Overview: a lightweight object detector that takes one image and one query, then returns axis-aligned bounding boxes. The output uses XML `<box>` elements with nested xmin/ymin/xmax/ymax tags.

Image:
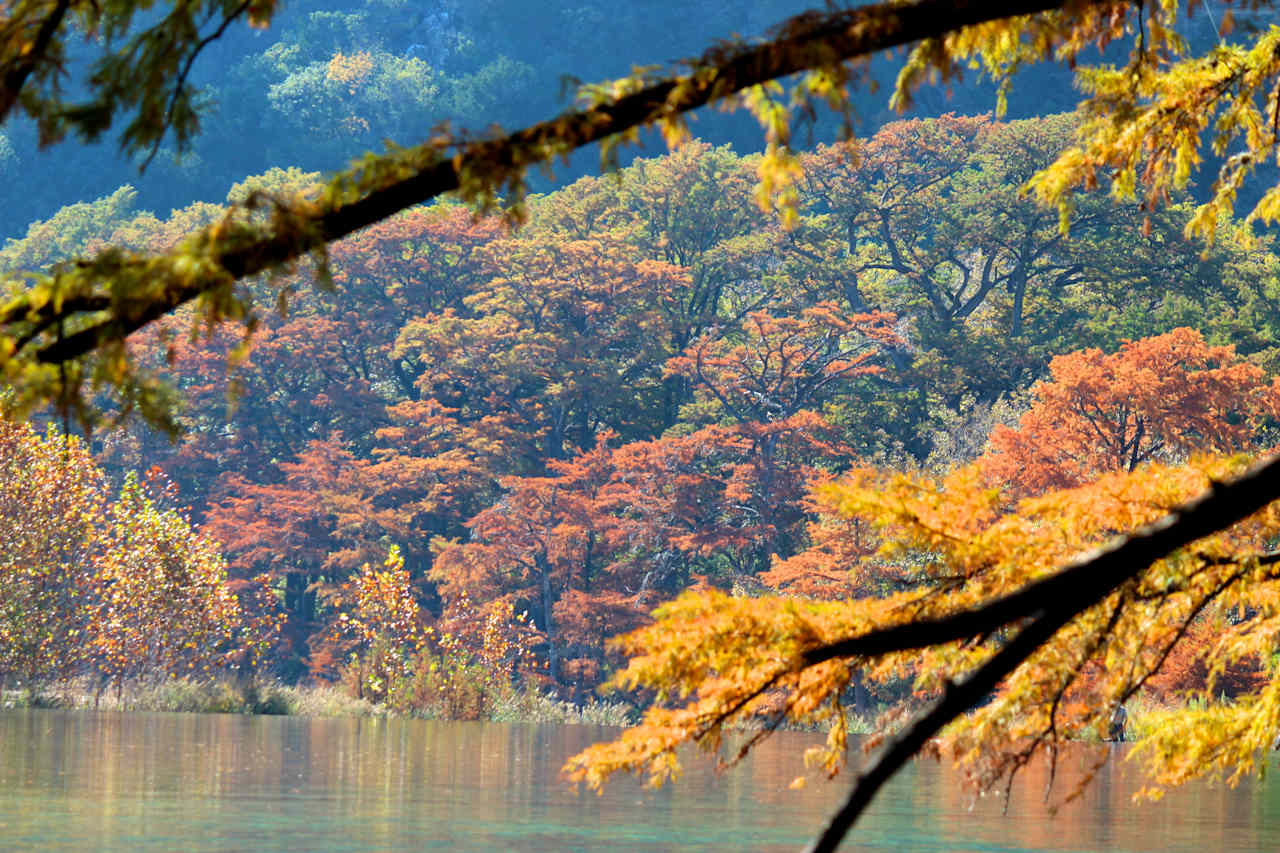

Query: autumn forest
<box><xmin>3</xmin><ymin>107</ymin><xmax>1275</xmax><ymax>717</ymax></box>
<box><xmin>10</xmin><ymin>0</ymin><xmax>1280</xmax><ymax>849</ymax></box>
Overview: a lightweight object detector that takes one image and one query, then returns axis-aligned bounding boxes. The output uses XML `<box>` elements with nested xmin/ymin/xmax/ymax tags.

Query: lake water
<box><xmin>0</xmin><ymin>709</ymin><xmax>1276</xmax><ymax>851</ymax></box>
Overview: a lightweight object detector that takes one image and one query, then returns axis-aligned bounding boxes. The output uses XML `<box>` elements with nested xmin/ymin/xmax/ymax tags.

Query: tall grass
<box><xmin>0</xmin><ymin>677</ymin><xmax>639</xmax><ymax>724</ymax></box>
<box><xmin>0</xmin><ymin>678</ymin><xmax>381</xmax><ymax>717</ymax></box>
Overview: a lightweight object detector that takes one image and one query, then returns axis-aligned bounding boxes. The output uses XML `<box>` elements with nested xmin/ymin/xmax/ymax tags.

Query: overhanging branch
<box><xmin>801</xmin><ymin>454</ymin><xmax>1280</xmax><ymax>666</ymax></box>
<box><xmin>21</xmin><ymin>0</ymin><xmax>1116</xmax><ymax>366</ymax></box>
<box><xmin>798</xmin><ymin>452</ymin><xmax>1280</xmax><ymax>852</ymax></box>
<box><xmin>0</xmin><ymin>0</ymin><xmax>72</xmax><ymax>122</ymax></box>
<box><xmin>805</xmin><ymin>605</ymin><xmax>1069</xmax><ymax>853</ymax></box>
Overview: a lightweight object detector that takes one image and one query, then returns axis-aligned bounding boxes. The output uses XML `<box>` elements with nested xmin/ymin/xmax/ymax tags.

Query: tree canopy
<box><xmin>1</xmin><ymin>0</ymin><xmax>1279</xmax><ymax>427</ymax></box>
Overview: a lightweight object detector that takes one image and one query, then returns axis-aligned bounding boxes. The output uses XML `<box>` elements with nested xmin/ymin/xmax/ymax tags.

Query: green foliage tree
<box><xmin>3</xmin><ymin>0</ymin><xmax>1273</xmax><ymax>427</ymax></box>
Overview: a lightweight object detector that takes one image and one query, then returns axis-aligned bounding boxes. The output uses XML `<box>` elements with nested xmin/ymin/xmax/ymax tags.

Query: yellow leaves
<box><xmin>572</xmin><ymin>440</ymin><xmax>1280</xmax><ymax>803</ymax></box>
<box><xmin>0</xmin><ymin>424</ymin><xmax>266</xmax><ymax>687</ymax></box>
<box><xmin>1247</xmin><ymin>183</ymin><xmax>1280</xmax><ymax>226</ymax></box>
<box><xmin>739</xmin><ymin>82</ymin><xmax>803</xmax><ymax>225</ymax></box>
<box><xmin>1027</xmin><ymin>23</ymin><xmax>1280</xmax><ymax>240</ymax></box>
<box><xmin>1129</xmin><ymin>677</ymin><xmax>1280</xmax><ymax>798</ymax></box>
<box><xmin>656</xmin><ymin>114</ymin><xmax>691</xmax><ymax>150</ymax></box>
<box><xmin>343</xmin><ymin>545</ymin><xmax>422</xmax><ymax>654</ymax></box>
<box><xmin>817</xmin><ymin>463</ymin><xmax>1004</xmax><ymax>583</ymax></box>
<box><xmin>325</xmin><ymin>51</ymin><xmax>374</xmax><ymax>94</ymax></box>
<box><xmin>754</xmin><ymin>143</ymin><xmax>803</xmax><ymax>227</ymax></box>
<box><xmin>565</xmin><ymin>725</ymin><xmax>687</xmax><ymax>792</ymax></box>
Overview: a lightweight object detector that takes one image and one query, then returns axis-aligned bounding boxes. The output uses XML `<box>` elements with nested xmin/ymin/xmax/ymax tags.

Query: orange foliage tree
<box><xmin>666</xmin><ymin>303</ymin><xmax>898</xmax><ymax>426</ymax></box>
<box><xmin>981</xmin><ymin>328</ymin><xmax>1280</xmax><ymax>496</ymax></box>
<box><xmin>201</xmin><ymin>438</ymin><xmax>382</xmax><ymax>675</ymax></box>
<box><xmin>396</xmin><ymin>235</ymin><xmax>687</xmax><ymax>460</ymax></box>
<box><xmin>430</xmin><ymin>436</ymin><xmax>622</xmax><ymax>685</ymax></box>
<box><xmin>757</xmin><ymin>478</ymin><xmax>880</xmax><ymax>600</ymax></box>
<box><xmin>433</xmin><ymin>412</ymin><xmax>858</xmax><ymax>692</ymax></box>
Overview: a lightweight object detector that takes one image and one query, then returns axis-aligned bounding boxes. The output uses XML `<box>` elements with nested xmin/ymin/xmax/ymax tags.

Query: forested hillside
<box><xmin>0</xmin><ymin>0</ymin><xmax>807</xmax><ymax>237</ymax></box>
<box><xmin>7</xmin><ymin>106</ymin><xmax>1277</xmax><ymax>698</ymax></box>
<box><xmin>0</xmin><ymin>0</ymin><xmax>1182</xmax><ymax>241</ymax></box>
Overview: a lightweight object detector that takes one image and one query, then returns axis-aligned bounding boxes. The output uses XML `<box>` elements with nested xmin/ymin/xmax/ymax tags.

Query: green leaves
<box><xmin>0</xmin><ymin>0</ymin><xmax>278</xmax><ymax>158</ymax></box>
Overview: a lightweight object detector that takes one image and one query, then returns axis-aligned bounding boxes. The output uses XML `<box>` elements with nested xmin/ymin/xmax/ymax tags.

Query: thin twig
<box><xmin>141</xmin><ymin>0</ymin><xmax>254</xmax><ymax>170</ymax></box>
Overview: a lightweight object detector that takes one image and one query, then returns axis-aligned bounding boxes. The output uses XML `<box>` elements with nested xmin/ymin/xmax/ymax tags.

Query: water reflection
<box><xmin>0</xmin><ymin>710</ymin><xmax>1274</xmax><ymax>851</ymax></box>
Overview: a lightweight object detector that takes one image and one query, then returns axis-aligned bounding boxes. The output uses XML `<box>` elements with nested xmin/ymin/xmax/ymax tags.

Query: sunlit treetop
<box><xmin>1</xmin><ymin>0</ymin><xmax>1279</xmax><ymax>428</ymax></box>
<box><xmin>980</xmin><ymin>327</ymin><xmax>1280</xmax><ymax>496</ymax></box>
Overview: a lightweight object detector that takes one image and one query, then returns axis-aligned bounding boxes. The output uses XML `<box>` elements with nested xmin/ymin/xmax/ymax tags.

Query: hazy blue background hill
<box><xmin>0</xmin><ymin>0</ymin><xmax>1101</xmax><ymax>242</ymax></box>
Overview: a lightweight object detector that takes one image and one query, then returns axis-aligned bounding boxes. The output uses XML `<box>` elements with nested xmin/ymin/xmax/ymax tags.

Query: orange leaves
<box><xmin>204</xmin><ymin>437</ymin><xmax>378</xmax><ymax>577</ymax></box>
<box><xmin>801</xmin><ymin>114</ymin><xmax>990</xmax><ymax>219</ymax></box>
<box><xmin>814</xmin><ymin>451</ymin><xmax>1280</xmax><ymax>794</ymax></box>
<box><xmin>570</xmin><ymin>435</ymin><xmax>1280</xmax><ymax>799</ymax></box>
<box><xmin>1142</xmin><ymin>615</ymin><xmax>1268</xmax><ymax>702</ymax></box>
<box><xmin>980</xmin><ymin>328</ymin><xmax>1280</xmax><ymax>497</ymax></box>
<box><xmin>565</xmin><ymin>588</ymin><xmax>874</xmax><ymax>790</ymax></box>
<box><xmin>759</xmin><ymin>479</ymin><xmax>878</xmax><ymax>599</ymax></box>
<box><xmin>398</xmin><ymin>232</ymin><xmax>688</xmax><ymax>458</ymax></box>
<box><xmin>666</xmin><ymin>302</ymin><xmax>899</xmax><ymax>425</ymax></box>
<box><xmin>430</xmin><ymin>411</ymin><xmax>851</xmax><ymax>690</ymax></box>
<box><xmin>328</xmin><ymin>204</ymin><xmax>505</xmax><ymax>318</ymax></box>
<box><xmin>826</xmin><ymin>453</ymin><xmax>1268</xmax><ymax>608</ymax></box>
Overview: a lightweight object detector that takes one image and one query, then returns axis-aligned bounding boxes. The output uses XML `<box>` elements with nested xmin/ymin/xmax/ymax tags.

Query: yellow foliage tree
<box><xmin>0</xmin><ymin>420</ymin><xmax>271</xmax><ymax>695</ymax></box>
<box><xmin>90</xmin><ymin>472</ymin><xmax>254</xmax><ymax>689</ymax></box>
<box><xmin>330</xmin><ymin>545</ymin><xmax>423</xmax><ymax>703</ymax></box>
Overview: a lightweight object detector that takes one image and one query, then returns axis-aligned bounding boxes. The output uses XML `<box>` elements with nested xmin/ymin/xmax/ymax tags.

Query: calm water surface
<box><xmin>0</xmin><ymin>709</ymin><xmax>1276</xmax><ymax>851</ymax></box>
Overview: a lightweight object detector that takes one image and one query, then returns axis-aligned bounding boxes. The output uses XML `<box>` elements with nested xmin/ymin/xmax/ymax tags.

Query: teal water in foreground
<box><xmin>0</xmin><ymin>709</ymin><xmax>1276</xmax><ymax>852</ymax></box>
